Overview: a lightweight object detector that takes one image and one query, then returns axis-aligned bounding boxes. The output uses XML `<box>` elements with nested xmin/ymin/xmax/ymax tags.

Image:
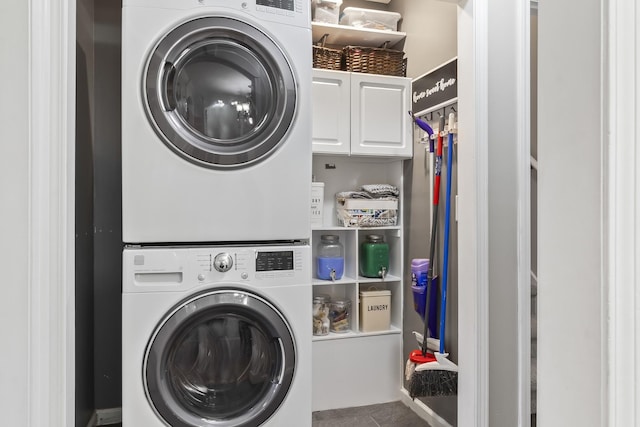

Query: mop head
<box><xmin>407</xmin><ymin>353</ymin><xmax>458</xmax><ymax>398</ymax></box>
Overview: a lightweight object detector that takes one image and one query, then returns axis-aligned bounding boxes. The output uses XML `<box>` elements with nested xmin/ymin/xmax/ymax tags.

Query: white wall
<box><xmin>538</xmin><ymin>0</ymin><xmax>604</xmax><ymax>424</ymax></box>
<box><xmin>0</xmin><ymin>0</ymin><xmax>30</xmax><ymax>422</ymax></box>
<box><xmin>389</xmin><ymin>0</ymin><xmax>457</xmax><ymax>78</ymax></box>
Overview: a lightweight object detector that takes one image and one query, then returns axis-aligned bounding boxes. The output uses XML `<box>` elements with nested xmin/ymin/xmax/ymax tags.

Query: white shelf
<box><xmin>312</xmin><ymin>325</ymin><xmax>401</xmax><ymax>342</ymax></box>
<box><xmin>313</xmin><ymin>276</ymin><xmax>357</xmax><ymax>286</ymax></box>
<box><xmin>358</xmin><ymin>274</ymin><xmax>401</xmax><ymax>284</ymax></box>
<box><xmin>312</xmin><ymin>22</ymin><xmax>406</xmax><ymax>49</ymax></box>
<box><xmin>312</xmin><ymin>225</ymin><xmax>402</xmax><ymax>231</ymax></box>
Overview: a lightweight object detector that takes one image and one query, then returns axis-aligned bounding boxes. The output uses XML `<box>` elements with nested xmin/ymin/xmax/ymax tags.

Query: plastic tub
<box><xmin>339</xmin><ymin>7</ymin><xmax>401</xmax><ymax>31</ymax></box>
<box><xmin>312</xmin><ymin>0</ymin><xmax>343</xmax><ymax>25</ymax></box>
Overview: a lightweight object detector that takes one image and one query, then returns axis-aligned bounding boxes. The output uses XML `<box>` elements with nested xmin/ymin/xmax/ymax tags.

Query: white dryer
<box><xmin>122</xmin><ymin>0</ymin><xmax>312</xmax><ymax>244</ymax></box>
<box><xmin>122</xmin><ymin>244</ymin><xmax>311</xmax><ymax>426</ymax></box>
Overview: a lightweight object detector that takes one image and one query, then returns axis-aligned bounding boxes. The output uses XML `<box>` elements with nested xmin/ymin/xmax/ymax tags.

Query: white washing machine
<box><xmin>122</xmin><ymin>0</ymin><xmax>312</xmax><ymax>244</ymax></box>
<box><xmin>122</xmin><ymin>244</ymin><xmax>311</xmax><ymax>426</ymax></box>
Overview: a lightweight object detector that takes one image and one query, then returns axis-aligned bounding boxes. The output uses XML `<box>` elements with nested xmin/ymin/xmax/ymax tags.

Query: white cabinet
<box><xmin>311</xmin><ymin>70</ymin><xmax>351</xmax><ymax>155</ymax></box>
<box><xmin>312</xmin><ymin>69</ymin><xmax>412</xmax><ymax>158</ymax></box>
<box><xmin>310</xmin><ymin>155</ymin><xmax>406</xmax><ymax>411</ymax></box>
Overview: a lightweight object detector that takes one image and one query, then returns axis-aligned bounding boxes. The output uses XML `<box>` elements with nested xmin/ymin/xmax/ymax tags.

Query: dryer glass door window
<box><xmin>145</xmin><ymin>290</ymin><xmax>296</xmax><ymax>427</ymax></box>
<box><xmin>145</xmin><ymin>17</ymin><xmax>297</xmax><ymax>169</ymax></box>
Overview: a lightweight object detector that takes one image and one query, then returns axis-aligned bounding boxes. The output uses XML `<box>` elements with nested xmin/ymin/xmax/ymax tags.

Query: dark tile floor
<box><xmin>312</xmin><ymin>401</ymin><xmax>432</xmax><ymax>427</ymax></box>
<box><xmin>110</xmin><ymin>402</ymin><xmax>430</xmax><ymax>427</ymax></box>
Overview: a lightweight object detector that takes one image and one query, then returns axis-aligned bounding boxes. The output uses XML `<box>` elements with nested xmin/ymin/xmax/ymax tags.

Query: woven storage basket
<box><xmin>343</xmin><ymin>45</ymin><xmax>405</xmax><ymax>76</ymax></box>
<box><xmin>312</xmin><ymin>34</ymin><xmax>343</xmax><ymax>70</ymax></box>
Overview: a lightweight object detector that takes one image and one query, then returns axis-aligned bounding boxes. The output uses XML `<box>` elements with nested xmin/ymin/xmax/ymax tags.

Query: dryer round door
<box><xmin>144</xmin><ymin>289</ymin><xmax>296</xmax><ymax>427</ymax></box>
<box><xmin>144</xmin><ymin>17</ymin><xmax>297</xmax><ymax>169</ymax></box>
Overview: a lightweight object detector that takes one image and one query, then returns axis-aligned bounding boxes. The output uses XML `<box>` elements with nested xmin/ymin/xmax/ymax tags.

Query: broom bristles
<box><xmin>408</xmin><ymin>369</ymin><xmax>458</xmax><ymax>398</ymax></box>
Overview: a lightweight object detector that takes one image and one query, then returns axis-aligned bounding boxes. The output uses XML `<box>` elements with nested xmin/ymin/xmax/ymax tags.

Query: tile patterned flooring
<box><xmin>312</xmin><ymin>401</ymin><xmax>431</xmax><ymax>427</ymax></box>
<box><xmin>110</xmin><ymin>401</ymin><xmax>430</xmax><ymax>427</ymax></box>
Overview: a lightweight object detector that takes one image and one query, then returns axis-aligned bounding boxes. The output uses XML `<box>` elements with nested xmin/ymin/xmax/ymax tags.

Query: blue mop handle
<box><xmin>408</xmin><ymin>111</ymin><xmax>435</xmax><ymax>152</ymax></box>
<box><xmin>439</xmin><ymin>113</ymin><xmax>455</xmax><ymax>354</ymax></box>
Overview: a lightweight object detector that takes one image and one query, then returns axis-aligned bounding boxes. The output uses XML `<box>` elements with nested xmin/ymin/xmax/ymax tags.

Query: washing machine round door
<box><xmin>145</xmin><ymin>17</ymin><xmax>296</xmax><ymax>169</ymax></box>
<box><xmin>144</xmin><ymin>289</ymin><xmax>296</xmax><ymax>427</ymax></box>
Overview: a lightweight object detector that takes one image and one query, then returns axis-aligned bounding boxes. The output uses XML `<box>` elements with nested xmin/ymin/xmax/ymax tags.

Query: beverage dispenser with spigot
<box><xmin>316</xmin><ymin>234</ymin><xmax>344</xmax><ymax>281</ymax></box>
<box><xmin>360</xmin><ymin>234</ymin><xmax>390</xmax><ymax>279</ymax></box>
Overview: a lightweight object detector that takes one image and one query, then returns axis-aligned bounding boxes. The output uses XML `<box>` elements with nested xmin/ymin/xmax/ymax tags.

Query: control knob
<box><xmin>213</xmin><ymin>253</ymin><xmax>233</xmax><ymax>272</ymax></box>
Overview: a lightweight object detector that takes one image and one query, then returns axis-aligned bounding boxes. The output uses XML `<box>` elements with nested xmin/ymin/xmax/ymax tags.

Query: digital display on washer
<box><xmin>256</xmin><ymin>251</ymin><xmax>294</xmax><ymax>271</ymax></box>
<box><xmin>256</xmin><ymin>0</ymin><xmax>294</xmax><ymax>11</ymax></box>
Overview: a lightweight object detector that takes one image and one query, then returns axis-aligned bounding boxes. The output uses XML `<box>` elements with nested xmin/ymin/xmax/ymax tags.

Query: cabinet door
<box><xmin>311</xmin><ymin>69</ymin><xmax>351</xmax><ymax>155</ymax></box>
<box><xmin>350</xmin><ymin>74</ymin><xmax>412</xmax><ymax>157</ymax></box>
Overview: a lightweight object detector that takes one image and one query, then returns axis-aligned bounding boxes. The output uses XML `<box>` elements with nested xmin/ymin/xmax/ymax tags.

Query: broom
<box><xmin>407</xmin><ymin>112</ymin><xmax>458</xmax><ymax>398</ymax></box>
<box><xmin>404</xmin><ymin>114</ymin><xmax>442</xmax><ymax>384</ymax></box>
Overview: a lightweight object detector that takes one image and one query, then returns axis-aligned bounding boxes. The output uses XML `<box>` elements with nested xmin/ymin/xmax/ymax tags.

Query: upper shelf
<box><xmin>311</xmin><ymin>22</ymin><xmax>406</xmax><ymax>50</ymax></box>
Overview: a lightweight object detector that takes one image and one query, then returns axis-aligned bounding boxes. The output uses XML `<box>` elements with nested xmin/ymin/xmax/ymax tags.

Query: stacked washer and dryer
<box><xmin>121</xmin><ymin>1</ymin><xmax>312</xmax><ymax>425</ymax></box>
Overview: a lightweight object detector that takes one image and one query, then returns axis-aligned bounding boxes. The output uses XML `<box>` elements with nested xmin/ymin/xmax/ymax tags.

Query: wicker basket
<box><xmin>312</xmin><ymin>34</ymin><xmax>343</xmax><ymax>71</ymax></box>
<box><xmin>343</xmin><ymin>45</ymin><xmax>405</xmax><ymax>77</ymax></box>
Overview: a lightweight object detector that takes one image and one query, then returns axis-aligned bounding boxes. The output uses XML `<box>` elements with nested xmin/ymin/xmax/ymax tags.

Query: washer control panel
<box><xmin>193</xmin><ymin>246</ymin><xmax>307</xmax><ymax>284</ymax></box>
<box><xmin>124</xmin><ymin>245</ymin><xmax>310</xmax><ymax>292</ymax></box>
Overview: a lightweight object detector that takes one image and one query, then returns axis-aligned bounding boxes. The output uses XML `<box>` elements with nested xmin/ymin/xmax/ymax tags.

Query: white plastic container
<box><xmin>311</xmin><ymin>182</ymin><xmax>325</xmax><ymax>227</ymax></box>
<box><xmin>339</xmin><ymin>7</ymin><xmax>401</xmax><ymax>31</ymax></box>
<box><xmin>359</xmin><ymin>288</ymin><xmax>391</xmax><ymax>332</ymax></box>
<box><xmin>312</xmin><ymin>0</ymin><xmax>343</xmax><ymax>25</ymax></box>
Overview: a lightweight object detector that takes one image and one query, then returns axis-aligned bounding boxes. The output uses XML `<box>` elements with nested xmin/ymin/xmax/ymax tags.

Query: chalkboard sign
<box><xmin>412</xmin><ymin>58</ymin><xmax>457</xmax><ymax>114</ymax></box>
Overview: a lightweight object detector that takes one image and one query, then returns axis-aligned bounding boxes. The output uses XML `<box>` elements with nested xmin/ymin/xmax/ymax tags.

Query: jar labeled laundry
<box><xmin>329</xmin><ymin>299</ymin><xmax>351</xmax><ymax>333</ymax></box>
<box><xmin>312</xmin><ymin>295</ymin><xmax>330</xmax><ymax>336</ymax></box>
<box><xmin>360</xmin><ymin>234</ymin><xmax>390</xmax><ymax>278</ymax></box>
<box><xmin>316</xmin><ymin>234</ymin><xmax>344</xmax><ymax>281</ymax></box>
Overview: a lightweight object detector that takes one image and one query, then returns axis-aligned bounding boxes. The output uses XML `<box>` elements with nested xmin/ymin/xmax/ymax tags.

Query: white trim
<box><xmin>473</xmin><ymin>1</ymin><xmax>490</xmax><ymax>423</ymax></box>
<box><xmin>516</xmin><ymin>0</ymin><xmax>532</xmax><ymax>425</ymax></box>
<box><xmin>28</xmin><ymin>0</ymin><xmax>75</xmax><ymax>425</ymax></box>
<box><xmin>456</xmin><ymin>0</ymin><xmax>489</xmax><ymax>425</ymax></box>
<box><xmin>607</xmin><ymin>0</ymin><xmax>639</xmax><ymax>425</ymax></box>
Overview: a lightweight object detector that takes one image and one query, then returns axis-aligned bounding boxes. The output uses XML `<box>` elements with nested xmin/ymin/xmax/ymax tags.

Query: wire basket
<box><xmin>343</xmin><ymin>44</ymin><xmax>405</xmax><ymax>76</ymax></box>
<box><xmin>312</xmin><ymin>34</ymin><xmax>344</xmax><ymax>71</ymax></box>
<box><xmin>336</xmin><ymin>207</ymin><xmax>398</xmax><ymax>227</ymax></box>
<box><xmin>336</xmin><ymin>198</ymin><xmax>398</xmax><ymax>228</ymax></box>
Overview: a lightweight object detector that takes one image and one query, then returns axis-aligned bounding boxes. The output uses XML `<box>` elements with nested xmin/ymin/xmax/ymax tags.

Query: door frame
<box><xmin>606</xmin><ymin>0</ymin><xmax>640</xmax><ymax>424</ymax></box>
<box><xmin>457</xmin><ymin>0</ymin><xmax>531</xmax><ymax>425</ymax></box>
<box><xmin>28</xmin><ymin>0</ymin><xmax>75</xmax><ymax>424</ymax></box>
<box><xmin>29</xmin><ymin>0</ymin><xmax>640</xmax><ymax>425</ymax></box>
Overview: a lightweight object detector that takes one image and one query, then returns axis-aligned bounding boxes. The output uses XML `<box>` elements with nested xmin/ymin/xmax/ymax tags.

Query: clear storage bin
<box><xmin>339</xmin><ymin>7</ymin><xmax>401</xmax><ymax>31</ymax></box>
<box><xmin>312</xmin><ymin>0</ymin><xmax>343</xmax><ymax>25</ymax></box>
